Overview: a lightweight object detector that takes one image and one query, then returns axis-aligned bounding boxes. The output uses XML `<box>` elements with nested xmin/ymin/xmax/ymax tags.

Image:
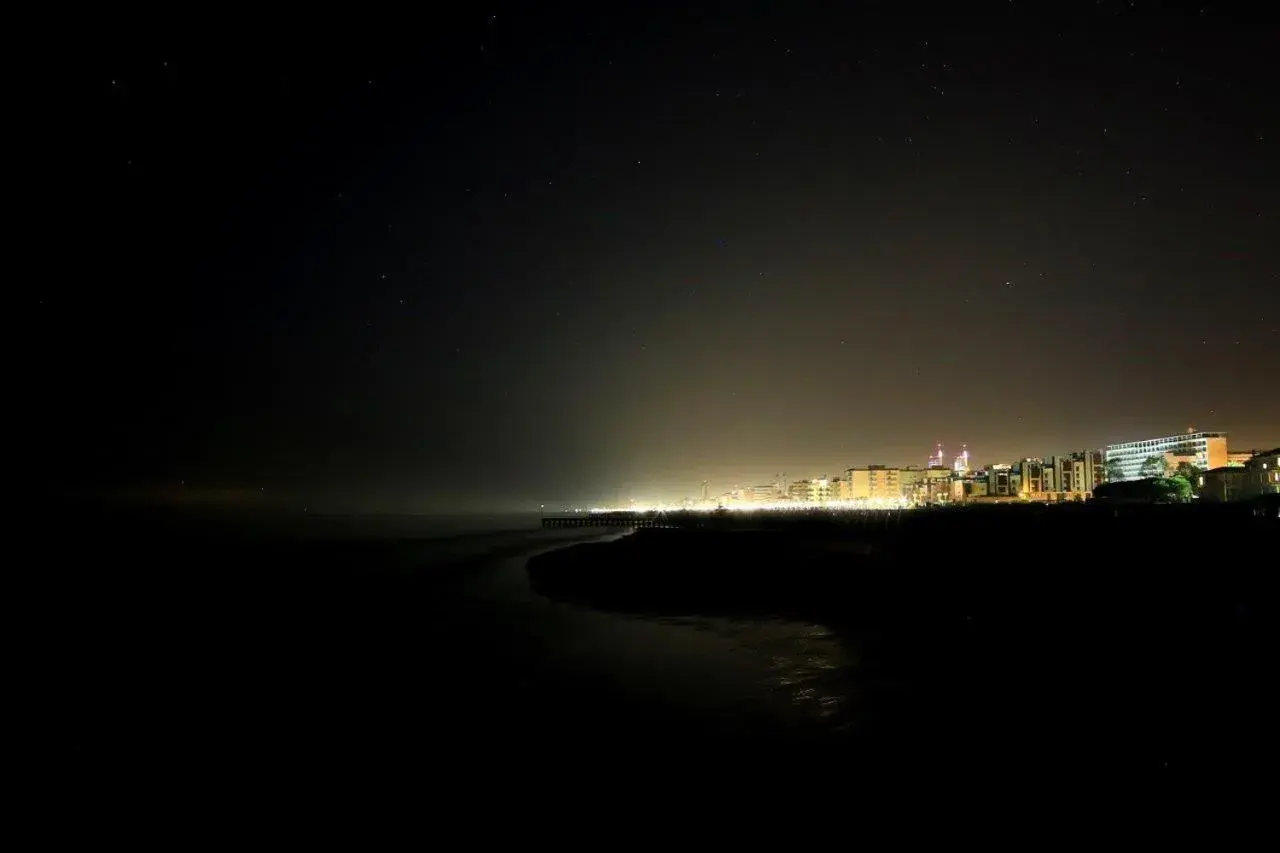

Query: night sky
<box><xmin>45</xmin><ymin>4</ymin><xmax>1277</xmax><ymax>512</ymax></box>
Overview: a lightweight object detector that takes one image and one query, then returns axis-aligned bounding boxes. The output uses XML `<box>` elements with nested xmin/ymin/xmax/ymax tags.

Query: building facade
<box><xmin>1251</xmin><ymin>450</ymin><xmax>1280</xmax><ymax>497</ymax></box>
<box><xmin>1201</xmin><ymin>468</ymin><xmax>1250</xmax><ymax>502</ymax></box>
<box><xmin>830</xmin><ymin>476</ymin><xmax>851</xmax><ymax>501</ymax></box>
<box><xmin>742</xmin><ymin>483</ymin><xmax>782</xmax><ymax>502</ymax></box>
<box><xmin>919</xmin><ymin>467</ymin><xmax>953</xmax><ymax>503</ymax></box>
<box><xmin>787</xmin><ymin>477</ymin><xmax>831</xmax><ymax>503</ymax></box>
<box><xmin>987</xmin><ymin>464</ymin><xmax>1014</xmax><ymax>497</ymax></box>
<box><xmin>1105</xmin><ymin>430</ymin><xmax>1228</xmax><ymax>481</ymax></box>
<box><xmin>899</xmin><ymin>467</ymin><xmax>925</xmax><ymax>502</ymax></box>
<box><xmin>845</xmin><ymin>465</ymin><xmax>902</xmax><ymax>501</ymax></box>
<box><xmin>1202</xmin><ymin>448</ymin><xmax>1280</xmax><ymax>501</ymax></box>
<box><xmin>1052</xmin><ymin>450</ymin><xmax>1105</xmax><ymax>496</ymax></box>
<box><xmin>1013</xmin><ymin>458</ymin><xmax>1055</xmax><ymax>498</ymax></box>
<box><xmin>1227</xmin><ymin>450</ymin><xmax>1258</xmax><ymax>466</ymax></box>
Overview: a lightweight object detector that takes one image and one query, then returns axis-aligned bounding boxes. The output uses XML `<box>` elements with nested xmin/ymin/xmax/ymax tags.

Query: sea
<box><xmin>239</xmin><ymin>510</ymin><xmax>859</xmax><ymax>740</ymax></box>
<box><xmin>48</xmin><ymin>507</ymin><xmax>858</xmax><ymax>786</ymax></box>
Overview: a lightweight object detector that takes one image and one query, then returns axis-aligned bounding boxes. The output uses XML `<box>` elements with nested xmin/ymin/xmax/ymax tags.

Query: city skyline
<box><xmin>578</xmin><ymin>428</ymin><xmax>1272</xmax><ymax>509</ymax></box>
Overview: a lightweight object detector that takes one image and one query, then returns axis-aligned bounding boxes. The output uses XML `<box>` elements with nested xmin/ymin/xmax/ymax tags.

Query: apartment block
<box><xmin>845</xmin><ymin>465</ymin><xmax>902</xmax><ymax>500</ymax></box>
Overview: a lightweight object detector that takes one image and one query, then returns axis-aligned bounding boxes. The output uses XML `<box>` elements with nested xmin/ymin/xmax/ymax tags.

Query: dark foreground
<box><xmin>41</xmin><ymin>501</ymin><xmax>1272</xmax><ymax>800</ymax></box>
<box><xmin>528</xmin><ymin>502</ymin><xmax>1273</xmax><ymax>781</ymax></box>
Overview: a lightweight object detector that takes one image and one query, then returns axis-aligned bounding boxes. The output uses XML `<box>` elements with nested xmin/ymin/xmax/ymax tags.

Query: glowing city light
<box><xmin>589</xmin><ymin>497</ymin><xmax>910</xmax><ymax>514</ymax></box>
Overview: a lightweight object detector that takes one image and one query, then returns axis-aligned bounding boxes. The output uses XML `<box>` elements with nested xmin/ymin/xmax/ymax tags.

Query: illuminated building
<box><xmin>845</xmin><ymin>465</ymin><xmax>902</xmax><ymax>500</ymax></box>
<box><xmin>1105</xmin><ymin>428</ymin><xmax>1228</xmax><ymax>481</ymax></box>
<box><xmin>1227</xmin><ymin>450</ymin><xmax>1258</xmax><ymax>466</ymax></box>
<box><xmin>1052</xmin><ymin>450</ymin><xmax>1105</xmax><ymax>496</ymax></box>
<box><xmin>1251</xmin><ymin>449</ymin><xmax>1280</xmax><ymax>496</ymax></box>
<box><xmin>986</xmin><ymin>464</ymin><xmax>1014</xmax><ymax>497</ymax></box>
<box><xmin>742</xmin><ymin>483</ymin><xmax>783</xmax><ymax>502</ymax></box>
<box><xmin>952</xmin><ymin>444</ymin><xmax>970</xmax><ymax>474</ymax></box>
<box><xmin>1007</xmin><ymin>451</ymin><xmax>1105</xmax><ymax>501</ymax></box>
<box><xmin>899</xmin><ymin>467</ymin><xmax>924</xmax><ymax>501</ymax></box>
<box><xmin>830</xmin><ymin>475</ymin><xmax>850</xmax><ymax>501</ymax></box>
<box><xmin>952</xmin><ymin>474</ymin><xmax>989</xmax><ymax>501</ymax></box>
<box><xmin>898</xmin><ymin>465</ymin><xmax>952</xmax><ymax>504</ymax></box>
<box><xmin>920</xmin><ymin>467</ymin><xmax>953</xmax><ymax>503</ymax></box>
<box><xmin>1162</xmin><ymin>448</ymin><xmax>1252</xmax><ymax>474</ymax></box>
<box><xmin>839</xmin><ymin>446</ymin><xmax>964</xmax><ymax>504</ymax></box>
<box><xmin>927</xmin><ymin>443</ymin><xmax>946</xmax><ymax>470</ymax></box>
<box><xmin>950</xmin><ymin>450</ymin><xmax>1102</xmax><ymax>503</ymax></box>
<box><xmin>1014</xmin><ymin>458</ymin><xmax>1056</xmax><ymax>499</ymax></box>
<box><xmin>787</xmin><ymin>477</ymin><xmax>831</xmax><ymax>503</ymax></box>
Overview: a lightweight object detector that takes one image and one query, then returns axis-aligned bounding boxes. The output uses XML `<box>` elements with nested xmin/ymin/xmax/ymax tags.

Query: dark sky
<box><xmin>43</xmin><ymin>3</ymin><xmax>1278</xmax><ymax>511</ymax></box>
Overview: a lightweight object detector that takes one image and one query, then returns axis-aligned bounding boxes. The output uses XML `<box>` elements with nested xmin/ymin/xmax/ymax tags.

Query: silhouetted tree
<box><xmin>1105</xmin><ymin>457</ymin><xmax>1125</xmax><ymax>482</ymax></box>
<box><xmin>1164</xmin><ymin>475</ymin><xmax>1193</xmax><ymax>502</ymax></box>
<box><xmin>1094</xmin><ymin>477</ymin><xmax>1188</xmax><ymax>503</ymax></box>
<box><xmin>1140</xmin><ymin>455</ymin><xmax>1169</xmax><ymax>478</ymax></box>
<box><xmin>1173</xmin><ymin>461</ymin><xmax>1204</xmax><ymax>495</ymax></box>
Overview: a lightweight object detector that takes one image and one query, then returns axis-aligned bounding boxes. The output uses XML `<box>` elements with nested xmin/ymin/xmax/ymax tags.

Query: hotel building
<box><xmin>1105</xmin><ymin>430</ymin><xmax>1228</xmax><ymax>481</ymax></box>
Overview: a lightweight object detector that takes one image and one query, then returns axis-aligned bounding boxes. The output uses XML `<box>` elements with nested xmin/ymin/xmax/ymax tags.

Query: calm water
<box><xmin>54</xmin><ymin>512</ymin><xmax>858</xmax><ymax>772</ymax></box>
<box><xmin>118</xmin><ymin>508</ymin><xmax>548</xmax><ymax>541</ymax></box>
<box><xmin>449</xmin><ymin>535</ymin><xmax>858</xmax><ymax>739</ymax></box>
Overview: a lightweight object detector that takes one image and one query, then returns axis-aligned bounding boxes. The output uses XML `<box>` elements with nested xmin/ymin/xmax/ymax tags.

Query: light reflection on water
<box><xmin>474</xmin><ymin>543</ymin><xmax>863</xmax><ymax>738</ymax></box>
<box><xmin>645</xmin><ymin>615</ymin><xmax>858</xmax><ymax>732</ymax></box>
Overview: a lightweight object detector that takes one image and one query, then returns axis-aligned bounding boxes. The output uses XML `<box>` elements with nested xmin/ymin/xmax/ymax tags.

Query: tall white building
<box><xmin>1105</xmin><ymin>430</ymin><xmax>1228</xmax><ymax>481</ymax></box>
